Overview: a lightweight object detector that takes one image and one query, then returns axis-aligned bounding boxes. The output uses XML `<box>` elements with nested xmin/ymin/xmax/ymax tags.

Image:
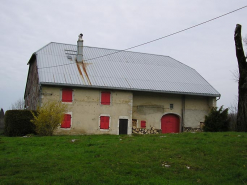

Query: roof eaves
<box><xmin>40</xmin><ymin>82</ymin><xmax>221</xmax><ymax>97</ymax></box>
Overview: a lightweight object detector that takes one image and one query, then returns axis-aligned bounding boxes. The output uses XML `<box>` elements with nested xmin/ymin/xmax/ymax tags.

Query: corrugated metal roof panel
<box><xmin>35</xmin><ymin>42</ymin><xmax>220</xmax><ymax>97</ymax></box>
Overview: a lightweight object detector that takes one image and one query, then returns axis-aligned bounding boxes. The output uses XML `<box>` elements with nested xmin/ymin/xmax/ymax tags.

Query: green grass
<box><xmin>0</xmin><ymin>132</ymin><xmax>247</xmax><ymax>185</ymax></box>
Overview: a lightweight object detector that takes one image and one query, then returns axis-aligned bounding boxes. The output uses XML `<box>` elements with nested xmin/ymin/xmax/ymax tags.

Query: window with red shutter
<box><xmin>141</xmin><ymin>120</ymin><xmax>146</xmax><ymax>128</ymax></box>
<box><xmin>62</xmin><ymin>89</ymin><xmax>73</xmax><ymax>102</ymax></box>
<box><xmin>101</xmin><ymin>92</ymin><xmax>111</xmax><ymax>105</ymax></box>
<box><xmin>100</xmin><ymin>116</ymin><xmax>109</xmax><ymax>129</ymax></box>
<box><xmin>61</xmin><ymin>114</ymin><xmax>71</xmax><ymax>128</ymax></box>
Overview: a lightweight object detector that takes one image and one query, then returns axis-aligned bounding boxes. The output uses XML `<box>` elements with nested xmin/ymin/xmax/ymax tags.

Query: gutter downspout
<box><xmin>38</xmin><ymin>85</ymin><xmax>42</xmax><ymax>110</ymax></box>
<box><xmin>216</xmin><ymin>95</ymin><xmax>221</xmax><ymax>101</ymax></box>
<box><xmin>181</xmin><ymin>95</ymin><xmax>185</xmax><ymax>132</ymax></box>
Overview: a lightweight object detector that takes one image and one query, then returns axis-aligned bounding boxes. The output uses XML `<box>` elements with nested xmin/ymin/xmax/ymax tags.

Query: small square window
<box><xmin>141</xmin><ymin>120</ymin><xmax>146</xmax><ymax>128</ymax></box>
<box><xmin>100</xmin><ymin>116</ymin><xmax>110</xmax><ymax>129</ymax></box>
<box><xmin>170</xmin><ymin>104</ymin><xmax>173</xmax><ymax>110</ymax></box>
<box><xmin>101</xmin><ymin>92</ymin><xmax>111</xmax><ymax>105</ymax></box>
<box><xmin>62</xmin><ymin>89</ymin><xmax>73</xmax><ymax>102</ymax></box>
<box><xmin>61</xmin><ymin>114</ymin><xmax>71</xmax><ymax>128</ymax></box>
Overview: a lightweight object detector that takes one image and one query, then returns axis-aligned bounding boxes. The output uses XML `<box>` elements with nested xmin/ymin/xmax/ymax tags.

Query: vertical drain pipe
<box><xmin>38</xmin><ymin>85</ymin><xmax>42</xmax><ymax>110</ymax></box>
<box><xmin>181</xmin><ymin>95</ymin><xmax>185</xmax><ymax>132</ymax></box>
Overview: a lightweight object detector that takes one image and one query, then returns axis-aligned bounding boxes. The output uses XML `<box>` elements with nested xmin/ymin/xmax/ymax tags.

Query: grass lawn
<box><xmin>0</xmin><ymin>132</ymin><xmax>247</xmax><ymax>185</ymax></box>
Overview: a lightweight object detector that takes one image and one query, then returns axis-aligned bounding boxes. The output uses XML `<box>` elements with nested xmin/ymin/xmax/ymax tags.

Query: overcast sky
<box><xmin>0</xmin><ymin>0</ymin><xmax>246</xmax><ymax>112</ymax></box>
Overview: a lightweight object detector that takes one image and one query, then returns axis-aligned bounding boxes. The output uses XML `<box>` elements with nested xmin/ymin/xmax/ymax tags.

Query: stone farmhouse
<box><xmin>24</xmin><ymin>34</ymin><xmax>220</xmax><ymax>135</ymax></box>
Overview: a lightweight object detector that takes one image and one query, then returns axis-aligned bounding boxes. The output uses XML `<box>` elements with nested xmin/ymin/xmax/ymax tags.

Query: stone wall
<box><xmin>41</xmin><ymin>86</ymin><xmax>133</xmax><ymax>135</ymax></box>
<box><xmin>183</xmin><ymin>127</ymin><xmax>202</xmax><ymax>132</ymax></box>
<box><xmin>133</xmin><ymin>126</ymin><xmax>203</xmax><ymax>134</ymax></box>
<box><xmin>132</xmin><ymin>126</ymin><xmax>162</xmax><ymax>134</ymax></box>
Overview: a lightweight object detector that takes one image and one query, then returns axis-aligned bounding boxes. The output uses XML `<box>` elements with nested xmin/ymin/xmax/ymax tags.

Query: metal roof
<box><xmin>34</xmin><ymin>42</ymin><xmax>220</xmax><ymax>97</ymax></box>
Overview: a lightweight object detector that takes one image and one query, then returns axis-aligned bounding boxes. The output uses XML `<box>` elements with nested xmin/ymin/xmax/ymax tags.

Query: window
<box><xmin>62</xmin><ymin>89</ymin><xmax>73</xmax><ymax>102</ymax></box>
<box><xmin>61</xmin><ymin>114</ymin><xmax>71</xmax><ymax>128</ymax></box>
<box><xmin>141</xmin><ymin>120</ymin><xmax>146</xmax><ymax>128</ymax></box>
<box><xmin>170</xmin><ymin>104</ymin><xmax>173</xmax><ymax>110</ymax></box>
<box><xmin>101</xmin><ymin>92</ymin><xmax>111</xmax><ymax>105</ymax></box>
<box><xmin>100</xmin><ymin>116</ymin><xmax>110</xmax><ymax>129</ymax></box>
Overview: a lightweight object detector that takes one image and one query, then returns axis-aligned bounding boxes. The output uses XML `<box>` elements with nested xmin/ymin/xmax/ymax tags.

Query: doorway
<box><xmin>119</xmin><ymin>119</ymin><xmax>128</xmax><ymax>134</ymax></box>
<box><xmin>161</xmin><ymin>114</ymin><xmax>180</xmax><ymax>133</ymax></box>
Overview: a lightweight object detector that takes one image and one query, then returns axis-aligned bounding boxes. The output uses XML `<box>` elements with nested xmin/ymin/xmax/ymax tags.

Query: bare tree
<box><xmin>243</xmin><ymin>35</ymin><xmax>247</xmax><ymax>46</ymax></box>
<box><xmin>244</xmin><ymin>35</ymin><xmax>247</xmax><ymax>58</ymax></box>
<box><xmin>232</xmin><ymin>35</ymin><xmax>247</xmax><ymax>83</ymax></box>
<box><xmin>234</xmin><ymin>24</ymin><xmax>247</xmax><ymax>132</ymax></box>
<box><xmin>228</xmin><ymin>96</ymin><xmax>238</xmax><ymax>131</ymax></box>
<box><xmin>231</xmin><ymin>68</ymin><xmax>239</xmax><ymax>83</ymax></box>
<box><xmin>11</xmin><ymin>98</ymin><xmax>25</xmax><ymax>110</ymax></box>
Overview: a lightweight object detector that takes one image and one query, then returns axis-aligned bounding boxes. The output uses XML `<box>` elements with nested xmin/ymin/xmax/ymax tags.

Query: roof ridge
<box><xmin>38</xmin><ymin>42</ymin><xmax>173</xmax><ymax>58</ymax></box>
<box><xmin>35</xmin><ymin>42</ymin><xmax>54</xmax><ymax>53</ymax></box>
<box><xmin>35</xmin><ymin>42</ymin><xmax>196</xmax><ymax>70</ymax></box>
<box><xmin>166</xmin><ymin>56</ymin><xmax>194</xmax><ymax>70</ymax></box>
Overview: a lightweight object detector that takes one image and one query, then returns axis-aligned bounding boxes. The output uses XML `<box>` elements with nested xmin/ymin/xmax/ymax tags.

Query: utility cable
<box><xmin>38</xmin><ymin>5</ymin><xmax>247</xmax><ymax>69</ymax></box>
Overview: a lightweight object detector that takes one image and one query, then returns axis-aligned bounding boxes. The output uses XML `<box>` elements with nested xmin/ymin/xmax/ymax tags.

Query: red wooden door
<box><xmin>161</xmin><ymin>114</ymin><xmax>179</xmax><ymax>133</ymax></box>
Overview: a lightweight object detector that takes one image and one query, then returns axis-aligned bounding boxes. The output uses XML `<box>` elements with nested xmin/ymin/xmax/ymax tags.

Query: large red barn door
<box><xmin>161</xmin><ymin>114</ymin><xmax>179</xmax><ymax>133</ymax></box>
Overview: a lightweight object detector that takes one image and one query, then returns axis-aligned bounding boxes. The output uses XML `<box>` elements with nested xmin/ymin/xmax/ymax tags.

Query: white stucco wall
<box><xmin>133</xmin><ymin>92</ymin><xmax>216</xmax><ymax>130</ymax></box>
<box><xmin>40</xmin><ymin>85</ymin><xmax>216</xmax><ymax>134</ymax></box>
<box><xmin>41</xmin><ymin>86</ymin><xmax>132</xmax><ymax>135</ymax></box>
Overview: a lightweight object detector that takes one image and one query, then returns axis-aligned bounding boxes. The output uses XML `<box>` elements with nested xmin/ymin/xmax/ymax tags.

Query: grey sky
<box><xmin>0</xmin><ymin>0</ymin><xmax>246</xmax><ymax>111</ymax></box>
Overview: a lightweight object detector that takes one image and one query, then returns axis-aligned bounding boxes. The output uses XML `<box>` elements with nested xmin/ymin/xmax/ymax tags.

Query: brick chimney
<box><xmin>77</xmin><ymin>33</ymin><xmax>83</xmax><ymax>62</ymax></box>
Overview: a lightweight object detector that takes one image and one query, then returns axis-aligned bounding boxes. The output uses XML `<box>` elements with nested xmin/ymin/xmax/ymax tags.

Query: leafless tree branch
<box><xmin>11</xmin><ymin>98</ymin><xmax>25</xmax><ymax>110</ymax></box>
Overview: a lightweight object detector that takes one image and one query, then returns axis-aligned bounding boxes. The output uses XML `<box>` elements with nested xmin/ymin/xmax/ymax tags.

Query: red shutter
<box><xmin>62</xmin><ymin>89</ymin><xmax>73</xmax><ymax>102</ymax></box>
<box><xmin>141</xmin><ymin>121</ymin><xmax>146</xmax><ymax>128</ymax></box>
<box><xmin>100</xmin><ymin>116</ymin><xmax>109</xmax><ymax>129</ymax></box>
<box><xmin>101</xmin><ymin>92</ymin><xmax>110</xmax><ymax>105</ymax></box>
<box><xmin>61</xmin><ymin>114</ymin><xmax>71</xmax><ymax>128</ymax></box>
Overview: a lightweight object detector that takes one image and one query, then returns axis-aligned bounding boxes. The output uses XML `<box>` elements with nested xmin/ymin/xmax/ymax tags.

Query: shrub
<box><xmin>4</xmin><ymin>110</ymin><xmax>37</xmax><ymax>136</ymax></box>
<box><xmin>31</xmin><ymin>101</ymin><xmax>68</xmax><ymax>136</ymax></box>
<box><xmin>203</xmin><ymin>106</ymin><xmax>229</xmax><ymax>132</ymax></box>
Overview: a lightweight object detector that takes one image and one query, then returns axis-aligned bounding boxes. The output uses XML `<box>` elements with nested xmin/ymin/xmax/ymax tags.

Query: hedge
<box><xmin>4</xmin><ymin>110</ymin><xmax>37</xmax><ymax>136</ymax></box>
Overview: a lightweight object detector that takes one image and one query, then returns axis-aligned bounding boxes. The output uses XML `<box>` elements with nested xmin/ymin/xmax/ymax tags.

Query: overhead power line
<box><xmin>38</xmin><ymin>5</ymin><xmax>247</xmax><ymax>69</ymax></box>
